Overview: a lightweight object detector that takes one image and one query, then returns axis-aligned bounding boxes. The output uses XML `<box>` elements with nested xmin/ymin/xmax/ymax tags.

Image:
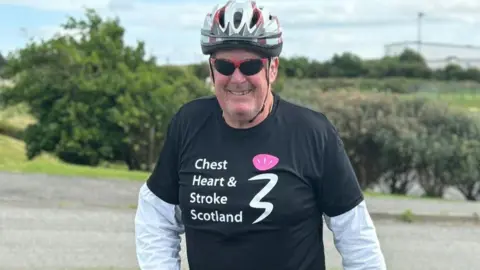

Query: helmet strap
<box><xmin>247</xmin><ymin>57</ymin><xmax>272</xmax><ymax>123</ymax></box>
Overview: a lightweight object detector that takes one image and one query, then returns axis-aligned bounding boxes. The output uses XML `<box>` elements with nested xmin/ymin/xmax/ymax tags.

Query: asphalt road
<box><xmin>1</xmin><ymin>172</ymin><xmax>479</xmax><ymax>270</ymax></box>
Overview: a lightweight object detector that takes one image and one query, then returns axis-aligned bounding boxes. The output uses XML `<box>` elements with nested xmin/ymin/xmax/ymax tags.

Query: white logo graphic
<box><xmin>248</xmin><ymin>173</ymin><xmax>278</xmax><ymax>224</ymax></box>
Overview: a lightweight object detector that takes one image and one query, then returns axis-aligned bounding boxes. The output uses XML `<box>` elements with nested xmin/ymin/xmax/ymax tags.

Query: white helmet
<box><xmin>200</xmin><ymin>0</ymin><xmax>283</xmax><ymax>57</ymax></box>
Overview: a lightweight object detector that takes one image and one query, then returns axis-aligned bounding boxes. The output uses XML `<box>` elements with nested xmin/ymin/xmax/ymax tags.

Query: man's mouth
<box><xmin>226</xmin><ymin>89</ymin><xmax>253</xmax><ymax>96</ymax></box>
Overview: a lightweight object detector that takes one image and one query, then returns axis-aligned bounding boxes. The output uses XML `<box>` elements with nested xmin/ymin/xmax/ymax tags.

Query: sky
<box><xmin>1</xmin><ymin>0</ymin><xmax>480</xmax><ymax>65</ymax></box>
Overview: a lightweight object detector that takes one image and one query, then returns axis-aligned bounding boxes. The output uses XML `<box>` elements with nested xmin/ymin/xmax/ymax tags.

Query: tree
<box><xmin>329</xmin><ymin>52</ymin><xmax>367</xmax><ymax>77</ymax></box>
<box><xmin>0</xmin><ymin>52</ymin><xmax>6</xmax><ymax>72</ymax></box>
<box><xmin>0</xmin><ymin>9</ymin><xmax>210</xmax><ymax>170</ymax></box>
<box><xmin>449</xmin><ymin>139</ymin><xmax>480</xmax><ymax>201</ymax></box>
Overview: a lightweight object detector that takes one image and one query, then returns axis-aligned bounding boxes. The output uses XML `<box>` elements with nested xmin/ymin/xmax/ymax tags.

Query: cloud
<box><xmin>2</xmin><ymin>0</ymin><xmax>480</xmax><ymax>64</ymax></box>
<box><xmin>0</xmin><ymin>0</ymin><xmax>111</xmax><ymax>11</ymax></box>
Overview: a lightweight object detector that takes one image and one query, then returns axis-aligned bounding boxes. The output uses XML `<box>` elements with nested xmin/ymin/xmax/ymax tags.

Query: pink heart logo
<box><xmin>252</xmin><ymin>154</ymin><xmax>279</xmax><ymax>171</ymax></box>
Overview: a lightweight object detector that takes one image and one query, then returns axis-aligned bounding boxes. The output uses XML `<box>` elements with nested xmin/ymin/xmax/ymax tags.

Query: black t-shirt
<box><xmin>147</xmin><ymin>92</ymin><xmax>364</xmax><ymax>270</ymax></box>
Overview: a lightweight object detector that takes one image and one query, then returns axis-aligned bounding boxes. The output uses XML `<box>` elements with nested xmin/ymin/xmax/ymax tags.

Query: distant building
<box><xmin>384</xmin><ymin>41</ymin><xmax>480</xmax><ymax>69</ymax></box>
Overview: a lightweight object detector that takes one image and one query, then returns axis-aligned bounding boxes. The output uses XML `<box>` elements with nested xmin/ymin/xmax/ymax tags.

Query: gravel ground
<box><xmin>0</xmin><ymin>172</ymin><xmax>479</xmax><ymax>270</ymax></box>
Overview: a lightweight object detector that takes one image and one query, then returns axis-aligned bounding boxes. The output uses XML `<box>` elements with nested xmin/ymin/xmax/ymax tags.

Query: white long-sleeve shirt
<box><xmin>134</xmin><ymin>183</ymin><xmax>386</xmax><ymax>270</ymax></box>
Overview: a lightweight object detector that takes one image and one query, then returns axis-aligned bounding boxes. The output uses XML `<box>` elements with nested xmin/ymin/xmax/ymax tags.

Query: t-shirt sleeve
<box><xmin>319</xmin><ymin>122</ymin><xmax>364</xmax><ymax>217</ymax></box>
<box><xmin>146</xmin><ymin>113</ymin><xmax>182</xmax><ymax>205</ymax></box>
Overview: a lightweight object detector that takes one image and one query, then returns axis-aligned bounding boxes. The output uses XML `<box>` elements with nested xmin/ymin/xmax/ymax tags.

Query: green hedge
<box><xmin>308</xmin><ymin>90</ymin><xmax>480</xmax><ymax>201</ymax></box>
<box><xmin>188</xmin><ymin>49</ymin><xmax>480</xmax><ymax>84</ymax></box>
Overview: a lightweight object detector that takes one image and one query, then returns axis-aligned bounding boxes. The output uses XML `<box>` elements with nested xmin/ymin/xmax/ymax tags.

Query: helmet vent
<box><xmin>219</xmin><ymin>10</ymin><xmax>225</xmax><ymax>28</ymax></box>
<box><xmin>250</xmin><ymin>10</ymin><xmax>260</xmax><ymax>28</ymax></box>
<box><xmin>233</xmin><ymin>10</ymin><xmax>243</xmax><ymax>28</ymax></box>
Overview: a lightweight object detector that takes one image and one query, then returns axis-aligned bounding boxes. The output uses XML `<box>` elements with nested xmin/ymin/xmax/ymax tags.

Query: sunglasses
<box><xmin>211</xmin><ymin>57</ymin><xmax>268</xmax><ymax>76</ymax></box>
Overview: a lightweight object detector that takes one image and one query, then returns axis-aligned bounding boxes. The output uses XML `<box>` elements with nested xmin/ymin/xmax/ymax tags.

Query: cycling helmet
<box><xmin>200</xmin><ymin>0</ymin><xmax>283</xmax><ymax>58</ymax></box>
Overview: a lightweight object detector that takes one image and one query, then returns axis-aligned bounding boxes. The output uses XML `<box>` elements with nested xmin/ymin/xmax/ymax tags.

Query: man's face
<box><xmin>210</xmin><ymin>49</ymin><xmax>278</xmax><ymax>123</ymax></box>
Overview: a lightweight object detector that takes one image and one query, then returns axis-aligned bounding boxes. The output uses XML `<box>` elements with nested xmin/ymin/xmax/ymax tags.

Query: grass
<box><xmin>399</xmin><ymin>209</ymin><xmax>415</xmax><ymax>223</ymax></box>
<box><xmin>280</xmin><ymin>78</ymin><xmax>480</xmax><ymax>112</ymax></box>
<box><xmin>0</xmin><ymin>134</ymin><xmax>149</xmax><ymax>181</ymax></box>
<box><xmin>363</xmin><ymin>190</ymin><xmax>459</xmax><ymax>202</ymax></box>
<box><xmin>405</xmin><ymin>91</ymin><xmax>480</xmax><ymax>110</ymax></box>
<box><xmin>364</xmin><ymin>191</ymin><xmax>417</xmax><ymax>200</ymax></box>
<box><xmin>0</xmin><ymin>103</ymin><xmax>35</xmax><ymax>129</ymax></box>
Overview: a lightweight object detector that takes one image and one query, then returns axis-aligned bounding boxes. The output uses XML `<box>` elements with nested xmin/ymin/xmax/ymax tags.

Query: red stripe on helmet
<box><xmin>214</xmin><ymin>6</ymin><xmax>226</xmax><ymax>24</ymax></box>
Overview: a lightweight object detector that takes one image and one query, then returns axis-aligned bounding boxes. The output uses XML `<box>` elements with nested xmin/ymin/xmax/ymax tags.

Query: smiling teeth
<box><xmin>228</xmin><ymin>90</ymin><xmax>251</xmax><ymax>96</ymax></box>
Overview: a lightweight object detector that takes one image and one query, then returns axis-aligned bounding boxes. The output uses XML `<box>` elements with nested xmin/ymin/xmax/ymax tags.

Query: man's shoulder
<box><xmin>175</xmin><ymin>95</ymin><xmax>218</xmax><ymax>119</ymax></box>
<box><xmin>278</xmin><ymin>97</ymin><xmax>333</xmax><ymax>131</ymax></box>
<box><xmin>277</xmin><ymin>96</ymin><xmax>346</xmax><ymax>160</ymax></box>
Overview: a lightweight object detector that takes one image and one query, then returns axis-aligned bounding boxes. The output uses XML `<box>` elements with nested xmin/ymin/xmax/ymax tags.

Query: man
<box><xmin>135</xmin><ymin>1</ymin><xmax>387</xmax><ymax>270</ymax></box>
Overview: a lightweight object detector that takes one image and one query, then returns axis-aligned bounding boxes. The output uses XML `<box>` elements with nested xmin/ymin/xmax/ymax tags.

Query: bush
<box><xmin>0</xmin><ymin>9</ymin><xmax>211</xmax><ymax>171</ymax></box>
<box><xmin>308</xmin><ymin>90</ymin><xmax>480</xmax><ymax>200</ymax></box>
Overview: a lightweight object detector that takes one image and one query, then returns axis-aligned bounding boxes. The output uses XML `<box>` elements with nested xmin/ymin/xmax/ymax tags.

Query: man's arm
<box><xmin>318</xmin><ymin>122</ymin><xmax>386</xmax><ymax>269</ymax></box>
<box><xmin>135</xmin><ymin>183</ymin><xmax>185</xmax><ymax>270</ymax></box>
<box><xmin>134</xmin><ymin>112</ymin><xmax>184</xmax><ymax>270</ymax></box>
<box><xmin>324</xmin><ymin>201</ymin><xmax>386</xmax><ymax>269</ymax></box>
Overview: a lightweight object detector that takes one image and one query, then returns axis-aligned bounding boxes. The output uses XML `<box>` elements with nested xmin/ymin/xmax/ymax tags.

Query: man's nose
<box><xmin>229</xmin><ymin>68</ymin><xmax>246</xmax><ymax>83</ymax></box>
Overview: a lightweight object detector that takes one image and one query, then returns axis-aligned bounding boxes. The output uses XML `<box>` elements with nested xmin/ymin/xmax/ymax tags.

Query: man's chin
<box><xmin>225</xmin><ymin>108</ymin><xmax>255</xmax><ymax>121</ymax></box>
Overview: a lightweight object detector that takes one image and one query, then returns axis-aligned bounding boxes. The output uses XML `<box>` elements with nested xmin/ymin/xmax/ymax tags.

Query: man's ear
<box><xmin>269</xmin><ymin>57</ymin><xmax>280</xmax><ymax>82</ymax></box>
<box><xmin>208</xmin><ymin>57</ymin><xmax>215</xmax><ymax>84</ymax></box>
<box><xmin>208</xmin><ymin>62</ymin><xmax>213</xmax><ymax>79</ymax></box>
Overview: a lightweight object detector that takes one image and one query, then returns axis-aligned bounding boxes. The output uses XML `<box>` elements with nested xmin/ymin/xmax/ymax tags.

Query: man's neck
<box><xmin>224</xmin><ymin>92</ymin><xmax>274</xmax><ymax>129</ymax></box>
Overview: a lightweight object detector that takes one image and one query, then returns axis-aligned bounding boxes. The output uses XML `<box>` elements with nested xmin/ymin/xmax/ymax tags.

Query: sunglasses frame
<box><xmin>210</xmin><ymin>57</ymin><xmax>268</xmax><ymax>76</ymax></box>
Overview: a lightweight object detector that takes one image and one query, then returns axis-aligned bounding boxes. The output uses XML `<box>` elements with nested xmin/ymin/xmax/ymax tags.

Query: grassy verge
<box><xmin>363</xmin><ymin>190</ymin><xmax>460</xmax><ymax>202</ymax></box>
<box><xmin>409</xmin><ymin>91</ymin><xmax>480</xmax><ymax>110</ymax></box>
<box><xmin>0</xmin><ymin>134</ymin><xmax>149</xmax><ymax>181</ymax></box>
<box><xmin>0</xmin><ymin>103</ymin><xmax>35</xmax><ymax>129</ymax></box>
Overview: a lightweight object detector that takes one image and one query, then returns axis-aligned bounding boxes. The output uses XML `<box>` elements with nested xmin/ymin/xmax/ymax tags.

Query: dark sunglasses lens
<box><xmin>239</xmin><ymin>59</ymin><xmax>264</xmax><ymax>76</ymax></box>
<box><xmin>214</xmin><ymin>59</ymin><xmax>235</xmax><ymax>75</ymax></box>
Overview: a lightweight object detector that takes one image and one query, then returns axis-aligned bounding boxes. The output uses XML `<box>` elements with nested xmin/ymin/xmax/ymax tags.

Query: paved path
<box><xmin>1</xmin><ymin>172</ymin><xmax>479</xmax><ymax>270</ymax></box>
<box><xmin>2</xmin><ymin>203</ymin><xmax>479</xmax><ymax>270</ymax></box>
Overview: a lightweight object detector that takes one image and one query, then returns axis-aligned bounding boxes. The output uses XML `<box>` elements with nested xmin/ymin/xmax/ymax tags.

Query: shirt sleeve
<box><xmin>324</xmin><ymin>200</ymin><xmax>386</xmax><ymax>270</ymax></box>
<box><xmin>135</xmin><ymin>183</ymin><xmax>185</xmax><ymax>270</ymax></box>
<box><xmin>146</xmin><ymin>113</ymin><xmax>182</xmax><ymax>205</ymax></box>
<box><xmin>319</xmin><ymin>122</ymin><xmax>364</xmax><ymax>217</ymax></box>
<box><xmin>318</xmin><ymin>122</ymin><xmax>386</xmax><ymax>269</ymax></box>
